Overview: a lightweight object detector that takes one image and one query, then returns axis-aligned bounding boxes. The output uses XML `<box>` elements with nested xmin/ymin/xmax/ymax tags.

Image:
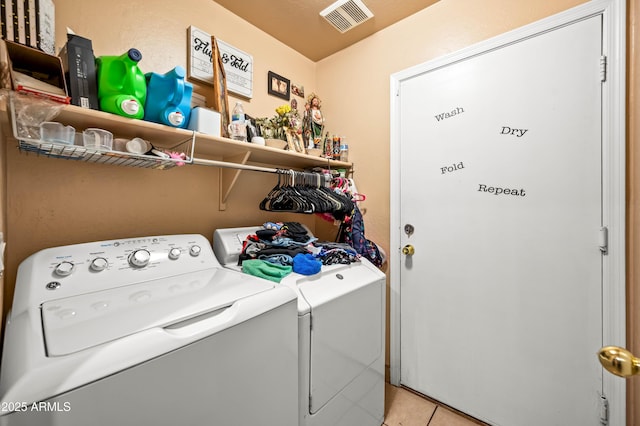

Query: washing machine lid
<box><xmin>297</xmin><ymin>262</ymin><xmax>385</xmax><ymax>414</ymax></box>
<box><xmin>41</xmin><ymin>267</ymin><xmax>274</xmax><ymax>356</ymax></box>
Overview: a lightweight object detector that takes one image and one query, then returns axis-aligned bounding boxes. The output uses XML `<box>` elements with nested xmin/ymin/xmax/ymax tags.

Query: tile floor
<box><xmin>383</xmin><ymin>383</ymin><xmax>488</xmax><ymax>426</ymax></box>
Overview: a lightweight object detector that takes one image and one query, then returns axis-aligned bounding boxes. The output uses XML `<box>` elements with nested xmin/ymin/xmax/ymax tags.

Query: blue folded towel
<box><xmin>293</xmin><ymin>253</ymin><xmax>322</xmax><ymax>276</ymax></box>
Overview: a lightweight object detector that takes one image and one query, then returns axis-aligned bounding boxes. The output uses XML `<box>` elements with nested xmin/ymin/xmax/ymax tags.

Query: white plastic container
<box><xmin>82</xmin><ymin>128</ymin><xmax>113</xmax><ymax>150</ymax></box>
<box><xmin>125</xmin><ymin>137</ymin><xmax>151</xmax><ymax>154</ymax></box>
<box><xmin>40</xmin><ymin>122</ymin><xmax>76</xmax><ymax>145</ymax></box>
<box><xmin>187</xmin><ymin>106</ymin><xmax>221</xmax><ymax>137</ymax></box>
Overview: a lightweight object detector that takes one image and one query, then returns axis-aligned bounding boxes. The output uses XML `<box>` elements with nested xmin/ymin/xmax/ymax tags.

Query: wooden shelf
<box><xmin>6</xmin><ymin>93</ymin><xmax>353</xmax><ymax>209</ymax></box>
<box><xmin>53</xmin><ymin>103</ymin><xmax>352</xmax><ymax>170</ymax></box>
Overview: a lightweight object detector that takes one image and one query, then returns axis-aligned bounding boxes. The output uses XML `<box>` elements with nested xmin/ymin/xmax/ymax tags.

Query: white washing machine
<box><xmin>213</xmin><ymin>226</ymin><xmax>385</xmax><ymax>426</ymax></box>
<box><xmin>0</xmin><ymin>234</ymin><xmax>298</xmax><ymax>426</ymax></box>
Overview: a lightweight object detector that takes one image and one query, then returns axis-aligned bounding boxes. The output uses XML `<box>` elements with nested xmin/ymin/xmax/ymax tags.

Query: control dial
<box><xmin>90</xmin><ymin>257</ymin><xmax>109</xmax><ymax>272</ymax></box>
<box><xmin>189</xmin><ymin>245</ymin><xmax>201</xmax><ymax>257</ymax></box>
<box><xmin>128</xmin><ymin>249</ymin><xmax>151</xmax><ymax>268</ymax></box>
<box><xmin>54</xmin><ymin>261</ymin><xmax>74</xmax><ymax>277</ymax></box>
<box><xmin>168</xmin><ymin>247</ymin><xmax>181</xmax><ymax>260</ymax></box>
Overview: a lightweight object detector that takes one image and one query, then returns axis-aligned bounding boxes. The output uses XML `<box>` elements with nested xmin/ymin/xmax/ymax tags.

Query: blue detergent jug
<box><xmin>96</xmin><ymin>48</ymin><xmax>147</xmax><ymax>119</ymax></box>
<box><xmin>144</xmin><ymin>66</ymin><xmax>193</xmax><ymax>128</ymax></box>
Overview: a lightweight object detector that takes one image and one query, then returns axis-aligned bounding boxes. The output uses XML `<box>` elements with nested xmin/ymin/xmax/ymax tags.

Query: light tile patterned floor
<box><xmin>383</xmin><ymin>383</ymin><xmax>488</xmax><ymax>426</ymax></box>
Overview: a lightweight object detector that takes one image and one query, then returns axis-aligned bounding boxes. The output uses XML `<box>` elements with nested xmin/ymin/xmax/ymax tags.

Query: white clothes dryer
<box><xmin>0</xmin><ymin>234</ymin><xmax>298</xmax><ymax>426</ymax></box>
<box><xmin>213</xmin><ymin>226</ymin><xmax>385</xmax><ymax>426</ymax></box>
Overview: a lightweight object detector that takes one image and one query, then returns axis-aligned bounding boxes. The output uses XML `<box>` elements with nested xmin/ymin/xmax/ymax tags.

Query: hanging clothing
<box><xmin>338</xmin><ymin>205</ymin><xmax>384</xmax><ymax>268</ymax></box>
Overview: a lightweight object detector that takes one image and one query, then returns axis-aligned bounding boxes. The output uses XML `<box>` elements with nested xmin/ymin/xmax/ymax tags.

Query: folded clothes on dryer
<box><xmin>259</xmin><ymin>254</ymin><xmax>294</xmax><ymax>266</ymax></box>
<box><xmin>240</xmin><ymin>244</ymin><xmax>309</xmax><ymax>265</ymax></box>
<box><xmin>292</xmin><ymin>253</ymin><xmax>322</xmax><ymax>275</ymax></box>
<box><xmin>238</xmin><ymin>222</ymin><xmax>362</xmax><ymax>277</ymax></box>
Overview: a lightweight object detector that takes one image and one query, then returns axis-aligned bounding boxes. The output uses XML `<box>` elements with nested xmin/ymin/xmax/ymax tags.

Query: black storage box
<box><xmin>59</xmin><ymin>33</ymin><xmax>99</xmax><ymax>109</ymax></box>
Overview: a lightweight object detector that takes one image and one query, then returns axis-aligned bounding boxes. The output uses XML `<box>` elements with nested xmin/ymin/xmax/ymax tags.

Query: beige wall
<box><xmin>53</xmin><ymin>0</ymin><xmax>316</xmax><ymax>119</ymax></box>
<box><xmin>2</xmin><ymin>0</ymin><xmax>638</xmax><ymax>421</ymax></box>
<box><xmin>1</xmin><ymin>0</ymin><xmax>323</xmax><ymax>315</ymax></box>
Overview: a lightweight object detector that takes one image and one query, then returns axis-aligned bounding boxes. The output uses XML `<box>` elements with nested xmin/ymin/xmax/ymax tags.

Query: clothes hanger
<box><xmin>260</xmin><ymin>169</ymin><xmax>284</xmax><ymax>211</ymax></box>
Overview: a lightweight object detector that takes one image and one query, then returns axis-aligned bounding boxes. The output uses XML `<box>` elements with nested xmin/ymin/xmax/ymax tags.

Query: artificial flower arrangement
<box><xmin>256</xmin><ymin>104</ymin><xmax>301</xmax><ymax>141</ymax></box>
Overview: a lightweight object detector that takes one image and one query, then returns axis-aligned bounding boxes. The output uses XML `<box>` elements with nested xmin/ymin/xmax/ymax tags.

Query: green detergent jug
<box><xmin>96</xmin><ymin>48</ymin><xmax>146</xmax><ymax>119</ymax></box>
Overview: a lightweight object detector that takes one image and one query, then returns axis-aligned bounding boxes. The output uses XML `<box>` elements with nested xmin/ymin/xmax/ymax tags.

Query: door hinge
<box><xmin>599</xmin><ymin>226</ymin><xmax>608</xmax><ymax>255</ymax></box>
<box><xmin>600</xmin><ymin>56</ymin><xmax>607</xmax><ymax>82</ymax></box>
<box><xmin>599</xmin><ymin>394</ymin><xmax>609</xmax><ymax>425</ymax></box>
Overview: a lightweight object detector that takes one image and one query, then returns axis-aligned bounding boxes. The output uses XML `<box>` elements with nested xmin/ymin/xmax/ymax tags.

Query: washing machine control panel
<box><xmin>212</xmin><ymin>226</ymin><xmax>261</xmax><ymax>266</ymax></box>
<box><xmin>14</xmin><ymin>234</ymin><xmax>219</xmax><ymax>312</ymax></box>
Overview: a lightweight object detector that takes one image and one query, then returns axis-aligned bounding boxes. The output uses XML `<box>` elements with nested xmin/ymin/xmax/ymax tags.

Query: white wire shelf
<box><xmin>16</xmin><ymin>139</ymin><xmax>193</xmax><ymax>170</ymax></box>
<box><xmin>4</xmin><ymin>90</ymin><xmax>352</xmax><ymax>173</ymax></box>
<box><xmin>8</xmin><ymin>91</ymin><xmax>194</xmax><ymax>170</ymax></box>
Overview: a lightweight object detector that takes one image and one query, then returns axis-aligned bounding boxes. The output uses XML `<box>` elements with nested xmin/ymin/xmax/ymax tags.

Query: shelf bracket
<box><xmin>219</xmin><ymin>151</ymin><xmax>252</xmax><ymax>210</ymax></box>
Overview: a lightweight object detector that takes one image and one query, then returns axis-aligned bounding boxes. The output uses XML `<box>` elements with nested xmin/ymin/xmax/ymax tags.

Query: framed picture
<box><xmin>268</xmin><ymin>71</ymin><xmax>290</xmax><ymax>100</ymax></box>
<box><xmin>292</xmin><ymin>83</ymin><xmax>305</xmax><ymax>98</ymax></box>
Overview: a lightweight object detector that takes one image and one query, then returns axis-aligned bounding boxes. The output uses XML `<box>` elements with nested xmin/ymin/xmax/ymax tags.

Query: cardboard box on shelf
<box><xmin>3</xmin><ymin>39</ymin><xmax>69</xmax><ymax>104</ymax></box>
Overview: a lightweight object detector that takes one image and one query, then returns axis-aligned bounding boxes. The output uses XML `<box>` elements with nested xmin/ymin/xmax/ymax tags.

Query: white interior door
<box><xmin>396</xmin><ymin>15</ymin><xmax>605</xmax><ymax>426</ymax></box>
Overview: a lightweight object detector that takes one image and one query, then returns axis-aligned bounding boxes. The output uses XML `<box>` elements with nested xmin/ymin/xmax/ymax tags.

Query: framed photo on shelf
<box><xmin>285</xmin><ymin>129</ymin><xmax>306</xmax><ymax>153</ymax></box>
<box><xmin>268</xmin><ymin>71</ymin><xmax>290</xmax><ymax>100</ymax></box>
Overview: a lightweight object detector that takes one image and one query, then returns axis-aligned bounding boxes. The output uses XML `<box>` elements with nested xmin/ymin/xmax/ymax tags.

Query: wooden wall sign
<box><xmin>211</xmin><ymin>36</ymin><xmax>230</xmax><ymax>138</ymax></box>
<box><xmin>188</xmin><ymin>26</ymin><xmax>214</xmax><ymax>86</ymax></box>
<box><xmin>187</xmin><ymin>26</ymin><xmax>253</xmax><ymax>99</ymax></box>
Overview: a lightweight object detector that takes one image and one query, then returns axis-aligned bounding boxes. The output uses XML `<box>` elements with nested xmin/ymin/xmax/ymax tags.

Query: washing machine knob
<box><xmin>168</xmin><ymin>247</ymin><xmax>181</xmax><ymax>260</ymax></box>
<box><xmin>128</xmin><ymin>249</ymin><xmax>151</xmax><ymax>268</ymax></box>
<box><xmin>90</xmin><ymin>257</ymin><xmax>109</xmax><ymax>272</ymax></box>
<box><xmin>189</xmin><ymin>245</ymin><xmax>201</xmax><ymax>257</ymax></box>
<box><xmin>54</xmin><ymin>261</ymin><xmax>74</xmax><ymax>277</ymax></box>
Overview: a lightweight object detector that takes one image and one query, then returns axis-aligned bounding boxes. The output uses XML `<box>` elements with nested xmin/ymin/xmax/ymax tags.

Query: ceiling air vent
<box><xmin>320</xmin><ymin>0</ymin><xmax>374</xmax><ymax>33</ymax></box>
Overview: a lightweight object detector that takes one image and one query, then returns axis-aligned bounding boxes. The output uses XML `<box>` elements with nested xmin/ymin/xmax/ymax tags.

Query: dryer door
<box><xmin>298</xmin><ymin>263</ymin><xmax>384</xmax><ymax>413</ymax></box>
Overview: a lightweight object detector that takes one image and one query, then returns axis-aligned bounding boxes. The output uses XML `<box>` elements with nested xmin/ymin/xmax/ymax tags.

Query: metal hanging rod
<box><xmin>191</xmin><ymin>157</ymin><xmax>344</xmax><ymax>177</ymax></box>
<box><xmin>192</xmin><ymin>157</ymin><xmax>279</xmax><ymax>173</ymax></box>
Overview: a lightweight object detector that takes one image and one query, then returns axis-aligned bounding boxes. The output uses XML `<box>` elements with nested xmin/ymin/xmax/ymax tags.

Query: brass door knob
<box><xmin>598</xmin><ymin>346</ymin><xmax>640</xmax><ymax>377</ymax></box>
<box><xmin>402</xmin><ymin>244</ymin><xmax>415</xmax><ymax>256</ymax></box>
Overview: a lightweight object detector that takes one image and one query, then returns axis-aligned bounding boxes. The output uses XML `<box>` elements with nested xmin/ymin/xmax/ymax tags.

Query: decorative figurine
<box><xmin>303</xmin><ymin>93</ymin><xmax>324</xmax><ymax>149</ymax></box>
